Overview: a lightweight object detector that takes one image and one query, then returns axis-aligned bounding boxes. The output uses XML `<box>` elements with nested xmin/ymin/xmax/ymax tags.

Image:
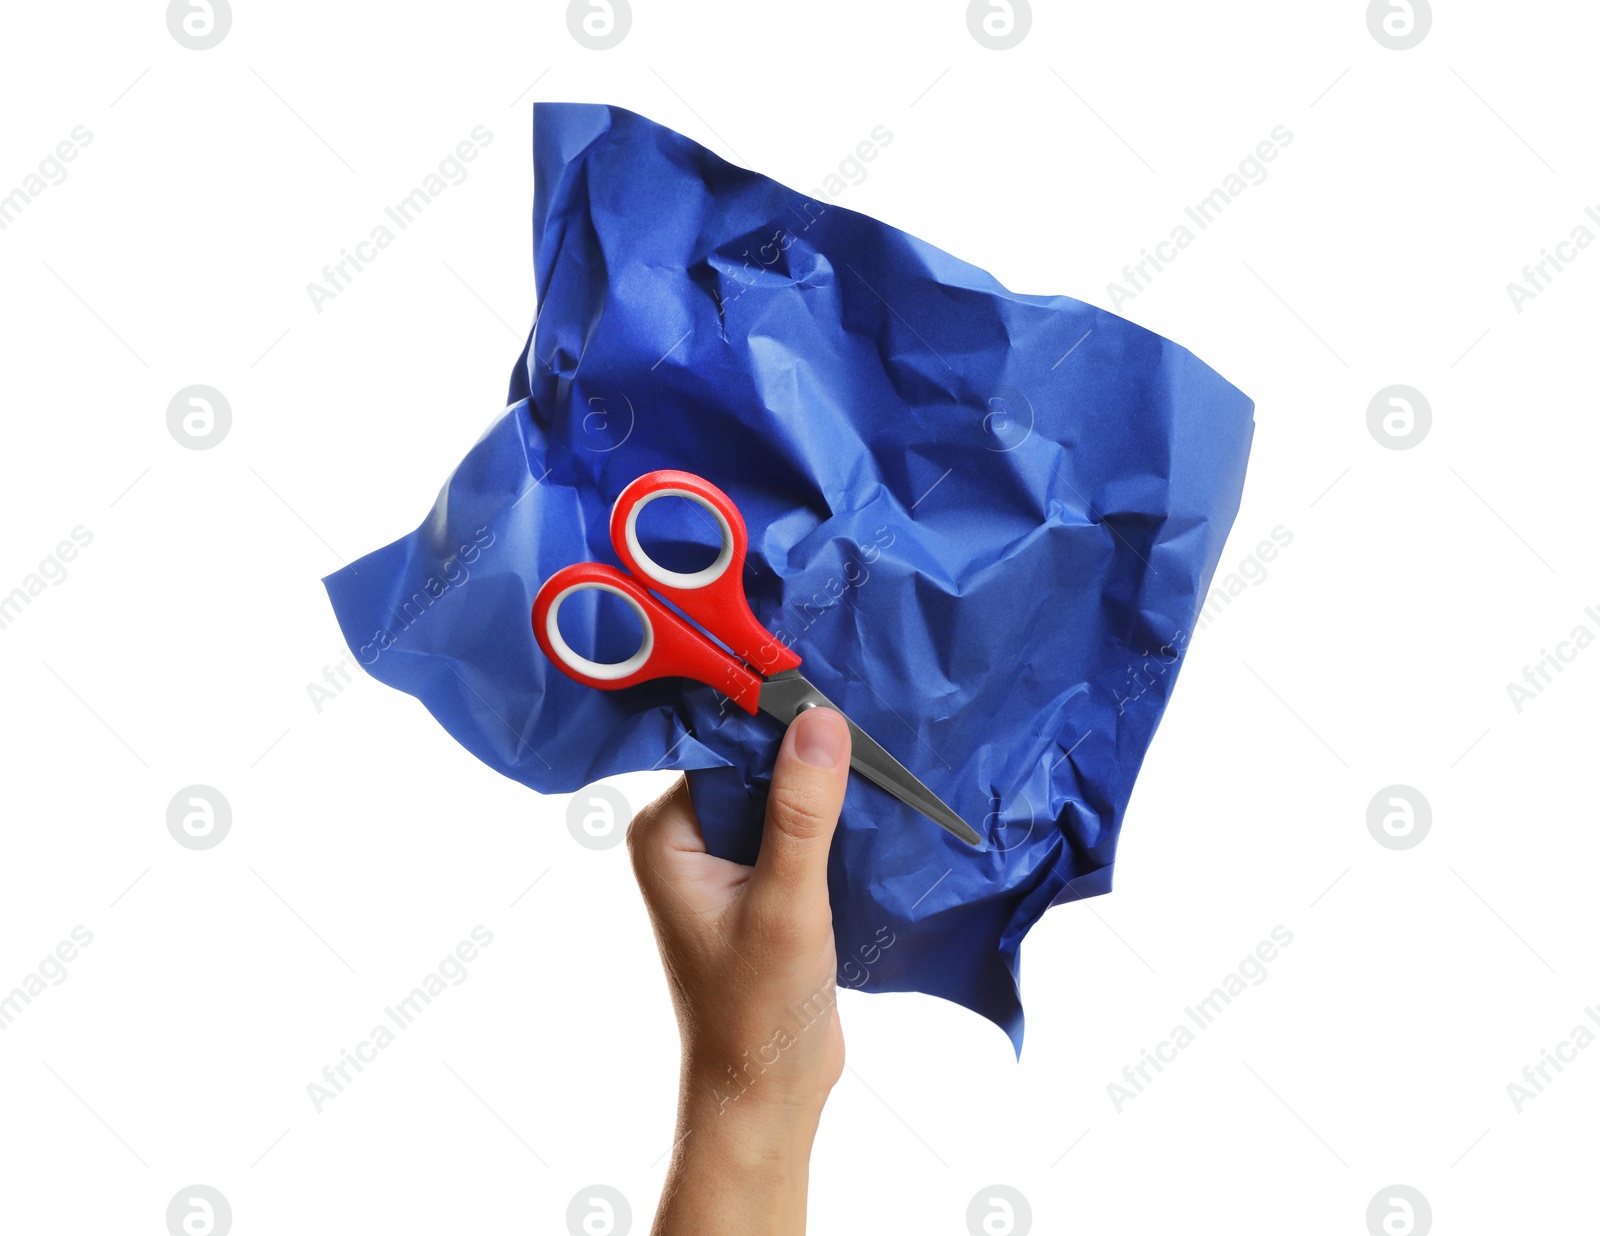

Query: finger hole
<box><xmin>624</xmin><ymin>489</ymin><xmax>735</xmax><ymax>589</ymax></box>
<box><xmin>546</xmin><ymin>583</ymin><xmax>654</xmax><ymax>680</ymax></box>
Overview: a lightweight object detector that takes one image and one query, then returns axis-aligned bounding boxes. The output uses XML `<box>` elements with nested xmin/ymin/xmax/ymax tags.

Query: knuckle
<box><xmin>766</xmin><ymin>780</ymin><xmax>835</xmax><ymax>842</ymax></box>
<box><xmin>623</xmin><ymin>802</ymin><xmax>651</xmax><ymax>859</ymax></box>
<box><xmin>624</xmin><ymin>777</ymin><xmax>683</xmax><ymax>859</ymax></box>
<box><xmin>624</xmin><ymin>800</ymin><xmax>665</xmax><ymax>877</ymax></box>
<box><xmin>623</xmin><ymin>809</ymin><xmax>646</xmax><ymax>856</ymax></box>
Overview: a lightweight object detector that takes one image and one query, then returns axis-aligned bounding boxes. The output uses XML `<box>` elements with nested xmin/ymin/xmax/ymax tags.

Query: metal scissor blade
<box><xmin>758</xmin><ymin>672</ymin><xmax>984</xmax><ymax>848</ymax></box>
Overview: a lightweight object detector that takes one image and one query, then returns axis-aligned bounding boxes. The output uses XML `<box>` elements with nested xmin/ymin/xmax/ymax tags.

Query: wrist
<box><xmin>652</xmin><ymin>1065</ymin><xmax>819</xmax><ymax>1236</ymax></box>
<box><xmin>682</xmin><ymin>1052</ymin><xmax>827</xmax><ymax>1132</ymax></box>
<box><xmin>681</xmin><ymin>1039</ymin><xmax>835</xmax><ymax>1125</ymax></box>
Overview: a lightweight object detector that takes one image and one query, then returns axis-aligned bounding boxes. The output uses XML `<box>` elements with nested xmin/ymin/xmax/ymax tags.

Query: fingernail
<box><xmin>792</xmin><ymin>708</ymin><xmax>847</xmax><ymax>768</ymax></box>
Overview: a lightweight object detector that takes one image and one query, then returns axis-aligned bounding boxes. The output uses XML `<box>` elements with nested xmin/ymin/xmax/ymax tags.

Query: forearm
<box><xmin>632</xmin><ymin>718</ymin><xmax>852</xmax><ymax>1234</ymax></box>
<box><xmin>651</xmin><ymin>1061</ymin><xmax>822</xmax><ymax>1236</ymax></box>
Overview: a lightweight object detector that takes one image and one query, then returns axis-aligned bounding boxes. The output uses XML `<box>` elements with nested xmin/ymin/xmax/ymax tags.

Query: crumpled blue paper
<box><xmin>323</xmin><ymin>102</ymin><xmax>1254</xmax><ymax>1052</ymax></box>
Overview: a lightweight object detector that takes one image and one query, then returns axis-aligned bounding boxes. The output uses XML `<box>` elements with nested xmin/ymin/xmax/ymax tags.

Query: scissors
<box><xmin>532</xmin><ymin>469</ymin><xmax>982</xmax><ymax>847</ymax></box>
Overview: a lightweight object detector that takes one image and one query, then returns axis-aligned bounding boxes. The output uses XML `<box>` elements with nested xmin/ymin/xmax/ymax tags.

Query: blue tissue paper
<box><xmin>323</xmin><ymin>102</ymin><xmax>1255</xmax><ymax>1051</ymax></box>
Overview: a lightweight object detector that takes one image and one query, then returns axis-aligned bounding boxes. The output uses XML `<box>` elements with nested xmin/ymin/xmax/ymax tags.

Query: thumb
<box><xmin>750</xmin><ymin>707</ymin><xmax>851</xmax><ymax>905</ymax></box>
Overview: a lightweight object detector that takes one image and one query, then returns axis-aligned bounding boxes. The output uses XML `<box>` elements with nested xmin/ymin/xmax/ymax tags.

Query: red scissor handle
<box><xmin>607</xmin><ymin>470</ymin><xmax>801</xmax><ymax>677</ymax></box>
<box><xmin>533</xmin><ymin>562</ymin><xmax>764</xmax><ymax>714</ymax></box>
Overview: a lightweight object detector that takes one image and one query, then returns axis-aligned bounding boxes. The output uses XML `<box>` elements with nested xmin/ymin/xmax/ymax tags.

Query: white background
<box><xmin>1</xmin><ymin>1</ymin><xmax>1595</xmax><ymax>1233</ymax></box>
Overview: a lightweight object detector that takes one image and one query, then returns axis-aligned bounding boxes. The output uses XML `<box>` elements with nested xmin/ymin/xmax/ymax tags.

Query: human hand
<box><xmin>627</xmin><ymin>706</ymin><xmax>851</xmax><ymax>1235</ymax></box>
